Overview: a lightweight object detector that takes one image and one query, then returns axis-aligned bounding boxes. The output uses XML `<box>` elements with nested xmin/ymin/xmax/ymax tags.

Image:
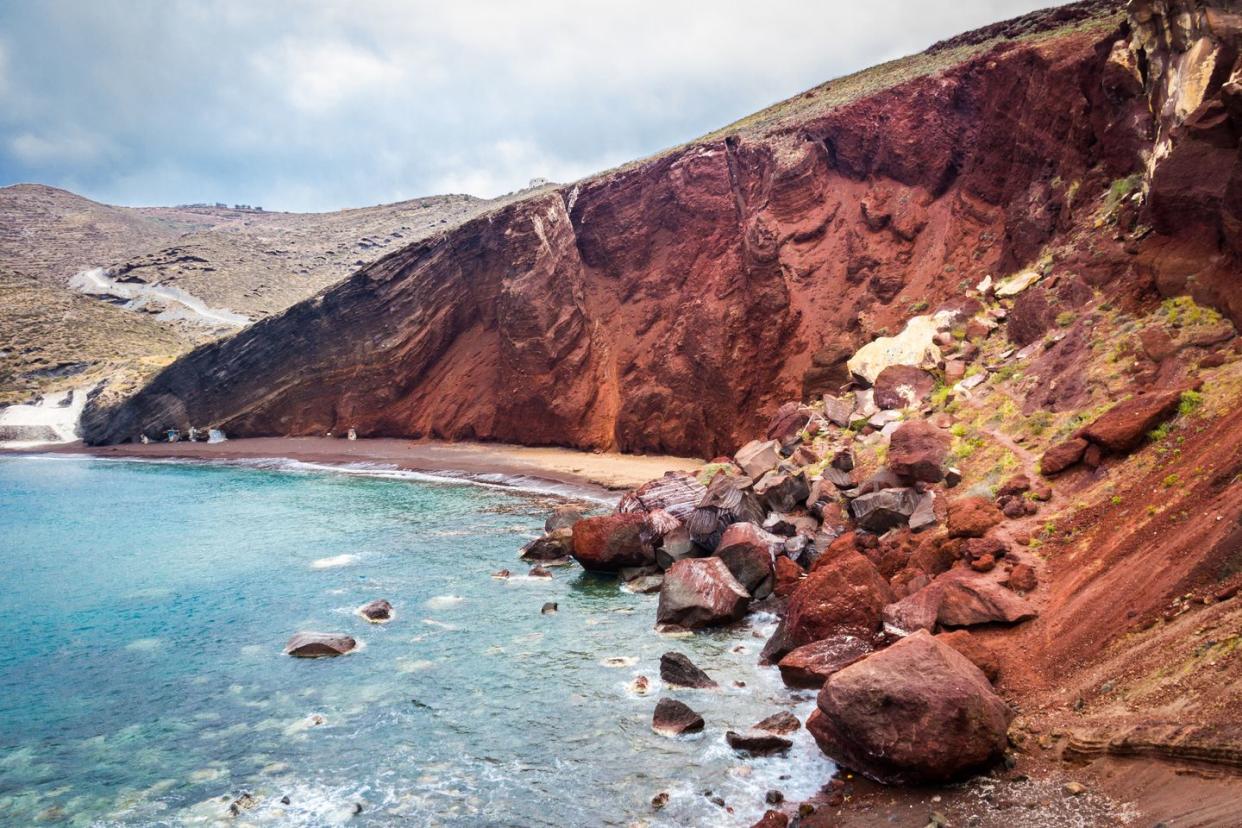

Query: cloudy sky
<box><xmin>0</xmin><ymin>0</ymin><xmax>1055</xmax><ymax>212</ymax></box>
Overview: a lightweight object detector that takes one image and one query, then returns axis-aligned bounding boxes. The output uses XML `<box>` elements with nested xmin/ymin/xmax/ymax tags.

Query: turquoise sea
<box><xmin>0</xmin><ymin>455</ymin><xmax>831</xmax><ymax>826</ymax></box>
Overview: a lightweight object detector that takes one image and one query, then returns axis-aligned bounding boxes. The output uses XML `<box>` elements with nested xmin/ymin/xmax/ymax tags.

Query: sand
<box><xmin>23</xmin><ymin>436</ymin><xmax>703</xmax><ymax>496</ymax></box>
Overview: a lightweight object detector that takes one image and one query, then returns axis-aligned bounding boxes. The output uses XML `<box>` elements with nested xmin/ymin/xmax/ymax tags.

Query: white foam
<box><xmin>423</xmin><ymin>595</ymin><xmax>463</xmax><ymax>610</ymax></box>
<box><xmin>310</xmin><ymin>554</ymin><xmax>358</xmax><ymax>570</ymax></box>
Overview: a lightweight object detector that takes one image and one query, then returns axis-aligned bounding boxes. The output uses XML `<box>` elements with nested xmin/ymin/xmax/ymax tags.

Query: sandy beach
<box><xmin>20</xmin><ymin>437</ymin><xmax>703</xmax><ymax>496</ymax></box>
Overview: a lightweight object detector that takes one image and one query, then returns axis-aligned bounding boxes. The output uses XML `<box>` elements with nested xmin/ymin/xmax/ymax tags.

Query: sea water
<box><xmin>0</xmin><ymin>455</ymin><xmax>832</xmax><ymax>826</ymax></box>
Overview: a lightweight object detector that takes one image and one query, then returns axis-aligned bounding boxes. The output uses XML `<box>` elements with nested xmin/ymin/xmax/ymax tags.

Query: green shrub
<box><xmin>1178</xmin><ymin>390</ymin><xmax>1203</xmax><ymax>417</ymax></box>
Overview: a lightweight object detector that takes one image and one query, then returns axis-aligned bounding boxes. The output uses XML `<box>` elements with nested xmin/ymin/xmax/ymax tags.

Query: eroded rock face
<box><xmin>571</xmin><ymin>513</ymin><xmax>651</xmax><ymax>572</ymax></box>
<box><xmin>807</xmin><ymin>630</ymin><xmax>1013</xmax><ymax>784</ymax></box>
<box><xmin>85</xmin><ymin>8</ymin><xmax>1165</xmax><ymax>456</ymax></box>
<box><xmin>656</xmin><ymin>557</ymin><xmax>750</xmax><ymax>629</ymax></box>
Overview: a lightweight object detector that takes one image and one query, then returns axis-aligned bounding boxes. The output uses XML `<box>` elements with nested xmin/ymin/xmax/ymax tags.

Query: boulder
<box><xmin>784</xmin><ymin>551</ymin><xmax>893</xmax><ymax>648</ymax></box>
<box><xmin>660</xmin><ymin>652</ymin><xmax>717</xmax><ymax>689</ymax></box>
<box><xmin>715</xmin><ymin>523</ymin><xmax>779</xmax><ymax>599</ymax></box>
<box><xmin>545</xmin><ymin>504</ymin><xmax>587</xmax><ymax>532</ymax></box>
<box><xmin>1004</xmin><ymin>563</ymin><xmax>1038</xmax><ymax>592</ymax></box>
<box><xmin>947</xmin><ymin>497</ymin><xmax>1003</xmax><ymax>539</ymax></box>
<box><xmin>1079</xmin><ymin>390</ymin><xmax>1183</xmax><ymax>453</ymax></box>
<box><xmin>653</xmin><ymin>521</ymin><xmax>701</xmax><ymax>570</ymax></box>
<box><xmin>849</xmin><ymin>488</ymin><xmax>921</xmax><ymax>533</ymax></box>
<box><xmin>652</xmin><ymin>698</ymin><xmax>705</xmax><ymax>736</ymax></box>
<box><xmin>284</xmin><ymin>632</ymin><xmax>356</xmax><ymax>658</ymax></box>
<box><xmin>882</xmin><ymin>587</ymin><xmax>942</xmax><ymax>636</ymax></box>
<box><xmin>520</xmin><ymin>527</ymin><xmax>574</xmax><ymax>562</ymax></box>
<box><xmin>822</xmin><ymin>395</ymin><xmax>854</xmax><ymax>428</ymax></box>
<box><xmin>1040</xmin><ymin>437</ymin><xmax>1089</xmax><ymax>476</ymax></box>
<box><xmin>935</xmin><ymin>570</ymin><xmax>1038</xmax><ymax>627</ymax></box>
<box><xmin>617</xmin><ymin>472</ymin><xmax>706</xmax><ymax>519</ymax></box>
<box><xmin>887</xmin><ymin>421</ymin><xmax>950</xmax><ymax>482</ymax></box>
<box><xmin>908</xmin><ymin>491</ymin><xmax>938</xmax><ymax>532</ymax></box>
<box><xmin>357</xmin><ymin>599</ymin><xmax>392</xmax><ymax>622</ymax></box>
<box><xmin>735</xmin><ymin>439</ymin><xmax>783</xmax><ymax>480</ymax></box>
<box><xmin>773</xmin><ymin>555</ymin><xmax>805</xmax><ymax>598</ymax></box>
<box><xmin>807</xmin><ymin>630</ymin><xmax>1013</xmax><ymax>784</ymax></box>
<box><xmin>873</xmin><ymin>365</ymin><xmax>935</xmax><ymax>410</ymax></box>
<box><xmin>752</xmin><ymin>811</ymin><xmax>789</xmax><ymax>828</ymax></box>
<box><xmin>777</xmin><ymin>635</ymin><xmax>874</xmax><ymax>688</ymax></box>
<box><xmin>656</xmin><ymin>558</ymin><xmax>750</xmax><ymax>629</ymax></box>
<box><xmin>766</xmin><ymin>402</ymin><xmax>814</xmax><ymax>447</ymax></box>
<box><xmin>754</xmin><ymin>711</ymin><xmax>801</xmax><ymax>735</ymax></box>
<box><xmin>847</xmin><ymin>315</ymin><xmax>943</xmax><ymax>385</ymax></box>
<box><xmin>571</xmin><ymin>512</ymin><xmax>652</xmax><ymax>572</ymax></box>
<box><xmin>726</xmin><ymin>730</ymin><xmax>792</xmax><ymax>756</ymax></box>
<box><xmin>936</xmin><ymin>630</ymin><xmax>1001</xmax><ymax>683</ymax></box>
<box><xmin>755</xmin><ymin>471</ymin><xmax>811</xmax><ymax>513</ymax></box>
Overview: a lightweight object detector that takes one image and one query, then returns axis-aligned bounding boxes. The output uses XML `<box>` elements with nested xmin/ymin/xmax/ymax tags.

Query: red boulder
<box><xmin>571</xmin><ymin>512</ymin><xmax>652</xmax><ymax>572</ymax></box>
<box><xmin>784</xmin><ymin>551</ymin><xmax>893</xmax><ymax>648</ymax></box>
<box><xmin>947</xmin><ymin>497</ymin><xmax>1003</xmax><ymax>539</ymax></box>
<box><xmin>1079</xmin><ymin>390</ymin><xmax>1183</xmax><ymax>453</ymax></box>
<box><xmin>887</xmin><ymin>421</ymin><xmax>950</xmax><ymax>483</ymax></box>
<box><xmin>656</xmin><ymin>558</ymin><xmax>750</xmax><ymax>629</ymax></box>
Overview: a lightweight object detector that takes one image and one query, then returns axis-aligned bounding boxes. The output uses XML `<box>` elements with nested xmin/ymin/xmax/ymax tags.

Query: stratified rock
<box><xmin>888</xmin><ymin>420</ymin><xmax>950</xmax><ymax>482</ymax></box>
<box><xmin>358</xmin><ymin>599</ymin><xmax>393</xmax><ymax>622</ymax></box>
<box><xmin>660</xmin><ymin>652</ymin><xmax>717</xmax><ymax>689</ymax></box>
<box><xmin>807</xmin><ymin>630</ymin><xmax>1013</xmax><ymax>784</ymax></box>
<box><xmin>735</xmin><ymin>439</ymin><xmax>783</xmax><ymax>480</ymax></box>
<box><xmin>947</xmin><ymin>497</ymin><xmax>1004</xmax><ymax>538</ymax></box>
<box><xmin>284</xmin><ymin>632</ymin><xmax>356</xmax><ymax>658</ymax></box>
<box><xmin>784</xmin><ymin>551</ymin><xmax>892</xmax><ymax>648</ymax></box>
<box><xmin>873</xmin><ymin>365</ymin><xmax>935</xmax><ymax>410</ymax></box>
<box><xmin>777</xmin><ymin>635</ymin><xmax>874</xmax><ymax>688</ymax></box>
<box><xmin>652</xmin><ymin>698</ymin><xmax>704</xmax><ymax>736</ymax></box>
<box><xmin>520</xmin><ymin>527</ymin><xmax>574</xmax><ymax>562</ymax></box>
<box><xmin>849</xmin><ymin>488</ymin><xmax>920</xmax><ymax>532</ymax></box>
<box><xmin>571</xmin><ymin>512</ymin><xmax>652</xmax><ymax>572</ymax></box>
<box><xmin>754</xmin><ymin>711</ymin><xmax>801</xmax><ymax>735</ymax></box>
<box><xmin>726</xmin><ymin>730</ymin><xmax>792</xmax><ymax>756</ymax></box>
<box><xmin>656</xmin><ymin>558</ymin><xmax>750</xmax><ymax>629</ymax></box>
<box><xmin>1079</xmin><ymin>390</ymin><xmax>1183</xmax><ymax>453</ymax></box>
<box><xmin>617</xmin><ymin>471</ymin><xmax>706</xmax><ymax>520</ymax></box>
<box><xmin>546</xmin><ymin>504</ymin><xmax>587</xmax><ymax>532</ymax></box>
<box><xmin>1040</xmin><ymin>437</ymin><xmax>1089</xmax><ymax>475</ymax></box>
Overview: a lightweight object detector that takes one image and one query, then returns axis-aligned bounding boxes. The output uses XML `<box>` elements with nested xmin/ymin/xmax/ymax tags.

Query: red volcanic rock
<box><xmin>652</xmin><ymin>698</ymin><xmax>704</xmax><ymax>736</ymax></box>
<box><xmin>807</xmin><ymin>630</ymin><xmax>1013</xmax><ymax>784</ymax></box>
<box><xmin>947</xmin><ymin>497</ymin><xmax>1004</xmax><ymax>538</ymax></box>
<box><xmin>284</xmin><ymin>632</ymin><xmax>356</xmax><ymax>658</ymax></box>
<box><xmin>887</xmin><ymin>420</ymin><xmax>950</xmax><ymax>482</ymax></box>
<box><xmin>1078</xmin><ymin>390</ymin><xmax>1183</xmax><ymax>453</ymax></box>
<box><xmin>784</xmin><ymin>551</ymin><xmax>893</xmax><ymax>648</ymax></box>
<box><xmin>777</xmin><ymin>635</ymin><xmax>874</xmax><ymax>688</ymax></box>
<box><xmin>1005</xmin><ymin>562</ymin><xmax>1039</xmax><ymax>592</ymax></box>
<box><xmin>873</xmin><ymin>365</ymin><xmax>936</xmax><ymax>410</ymax></box>
<box><xmin>754</xmin><ymin>711</ymin><xmax>801</xmax><ymax>735</ymax></box>
<box><xmin>571</xmin><ymin>512</ymin><xmax>651</xmax><ymax>572</ymax></box>
<box><xmin>935</xmin><ymin>569</ymin><xmax>1038</xmax><ymax>627</ymax></box>
<box><xmin>751</xmin><ymin>811</ymin><xmax>789</xmax><ymax>828</ymax></box>
<box><xmin>1040</xmin><ymin>437</ymin><xmax>1089</xmax><ymax>475</ymax></box>
<box><xmin>766</xmin><ymin>401</ymin><xmax>814</xmax><ymax>447</ymax></box>
<box><xmin>882</xmin><ymin>586</ymin><xmax>942</xmax><ymax>635</ymax></box>
<box><xmin>656</xmin><ymin>558</ymin><xmax>750</xmax><ymax>629</ymax></box>
<box><xmin>936</xmin><ymin>630</ymin><xmax>1001</xmax><ymax>683</ymax></box>
<box><xmin>735</xmin><ymin>439</ymin><xmax>783</xmax><ymax>480</ymax></box>
<box><xmin>84</xmin><ymin>5</ymin><xmax>1172</xmax><ymax>458</ymax></box>
<box><xmin>773</xmin><ymin>555</ymin><xmax>805</xmax><ymax>598</ymax></box>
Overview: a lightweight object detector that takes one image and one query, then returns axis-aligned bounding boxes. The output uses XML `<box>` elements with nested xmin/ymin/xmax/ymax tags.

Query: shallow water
<box><xmin>0</xmin><ymin>455</ymin><xmax>832</xmax><ymax>826</ymax></box>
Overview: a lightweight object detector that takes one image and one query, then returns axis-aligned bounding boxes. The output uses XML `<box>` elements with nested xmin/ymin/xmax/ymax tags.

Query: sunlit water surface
<box><xmin>0</xmin><ymin>455</ymin><xmax>832</xmax><ymax>826</ymax></box>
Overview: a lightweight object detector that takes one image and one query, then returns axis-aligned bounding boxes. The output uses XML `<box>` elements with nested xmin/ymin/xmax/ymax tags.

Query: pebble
<box><xmin>1063</xmin><ymin>781</ymin><xmax>1087</xmax><ymax>796</ymax></box>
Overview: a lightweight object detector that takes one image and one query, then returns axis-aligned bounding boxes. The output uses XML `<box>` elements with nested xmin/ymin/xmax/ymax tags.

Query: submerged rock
<box><xmin>725</xmin><ymin>730</ymin><xmax>792</xmax><ymax>756</ymax></box>
<box><xmin>652</xmin><ymin>698</ymin><xmax>705</xmax><ymax>736</ymax></box>
<box><xmin>357</xmin><ymin>599</ymin><xmax>392</xmax><ymax>623</ymax></box>
<box><xmin>660</xmin><ymin>652</ymin><xmax>718</xmax><ymax>688</ymax></box>
<box><xmin>657</xmin><ymin>558</ymin><xmax>750</xmax><ymax>629</ymax></box>
<box><xmin>807</xmin><ymin>630</ymin><xmax>1012</xmax><ymax>784</ymax></box>
<box><xmin>540</xmin><ymin>601</ymin><xmax>558</xmax><ymax>615</ymax></box>
<box><xmin>753</xmin><ymin>711</ymin><xmax>801</xmax><ymax>735</ymax></box>
<box><xmin>283</xmin><ymin>632</ymin><xmax>356</xmax><ymax>658</ymax></box>
<box><xmin>520</xmin><ymin>527</ymin><xmax>574</xmax><ymax>562</ymax></box>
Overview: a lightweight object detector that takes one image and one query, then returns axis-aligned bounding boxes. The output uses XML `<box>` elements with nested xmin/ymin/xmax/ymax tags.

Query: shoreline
<box><xmin>6</xmin><ymin>436</ymin><xmax>702</xmax><ymax>501</ymax></box>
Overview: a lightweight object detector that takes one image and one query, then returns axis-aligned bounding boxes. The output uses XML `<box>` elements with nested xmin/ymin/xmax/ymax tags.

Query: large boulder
<box><xmin>873</xmin><ymin>365</ymin><xmax>936</xmax><ymax>410</ymax></box>
<box><xmin>935</xmin><ymin>570</ymin><xmax>1038</xmax><ymax>627</ymax></box>
<box><xmin>1079</xmin><ymin>390</ymin><xmax>1183</xmax><ymax>454</ymax></box>
<box><xmin>847</xmin><ymin>315</ymin><xmax>944</xmax><ymax>385</ymax></box>
<box><xmin>571</xmin><ymin>512</ymin><xmax>652</xmax><ymax>572</ymax></box>
<box><xmin>777</xmin><ymin>635</ymin><xmax>874</xmax><ymax>688</ymax></box>
<box><xmin>652</xmin><ymin>698</ymin><xmax>704</xmax><ymax>736</ymax></box>
<box><xmin>660</xmin><ymin>652</ymin><xmax>717</xmax><ymax>688</ymax></box>
<box><xmin>888</xmin><ymin>421</ymin><xmax>950</xmax><ymax>483</ymax></box>
<box><xmin>947</xmin><ymin>497</ymin><xmax>1003</xmax><ymax>539</ymax></box>
<box><xmin>936</xmin><ymin>630</ymin><xmax>1001</xmax><ymax>683</ymax></box>
<box><xmin>284</xmin><ymin>632</ymin><xmax>356</xmax><ymax>658</ymax></box>
<box><xmin>715</xmin><ymin>522</ymin><xmax>780</xmax><ymax>599</ymax></box>
<box><xmin>617</xmin><ymin>471</ymin><xmax>705</xmax><ymax>520</ymax></box>
<box><xmin>735</xmin><ymin>439</ymin><xmax>782</xmax><ymax>480</ymax></box>
<box><xmin>656</xmin><ymin>558</ymin><xmax>750</xmax><ymax>629</ymax></box>
<box><xmin>755</xmin><ymin>471</ymin><xmax>811</xmax><ymax>513</ymax></box>
<box><xmin>1040</xmin><ymin>437</ymin><xmax>1088</xmax><ymax>476</ymax></box>
<box><xmin>849</xmin><ymin>488</ymin><xmax>921</xmax><ymax>533</ymax></box>
<box><xmin>784</xmin><ymin>551</ymin><xmax>892</xmax><ymax>648</ymax></box>
<box><xmin>807</xmin><ymin>631</ymin><xmax>1013</xmax><ymax>784</ymax></box>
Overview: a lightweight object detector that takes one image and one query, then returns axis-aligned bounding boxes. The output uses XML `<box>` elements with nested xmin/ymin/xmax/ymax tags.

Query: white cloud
<box><xmin>252</xmin><ymin>39</ymin><xmax>406</xmax><ymax>114</ymax></box>
<box><xmin>9</xmin><ymin>131</ymin><xmax>103</xmax><ymax>165</ymax></box>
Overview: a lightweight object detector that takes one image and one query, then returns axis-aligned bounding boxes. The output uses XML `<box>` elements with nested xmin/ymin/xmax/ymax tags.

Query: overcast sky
<box><xmin>0</xmin><ymin>1</ymin><xmax>1056</xmax><ymax>212</ymax></box>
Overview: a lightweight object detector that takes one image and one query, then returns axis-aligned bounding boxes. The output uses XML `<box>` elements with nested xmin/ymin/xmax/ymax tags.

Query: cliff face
<box><xmin>85</xmin><ymin>1</ymin><xmax>1235</xmax><ymax>457</ymax></box>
